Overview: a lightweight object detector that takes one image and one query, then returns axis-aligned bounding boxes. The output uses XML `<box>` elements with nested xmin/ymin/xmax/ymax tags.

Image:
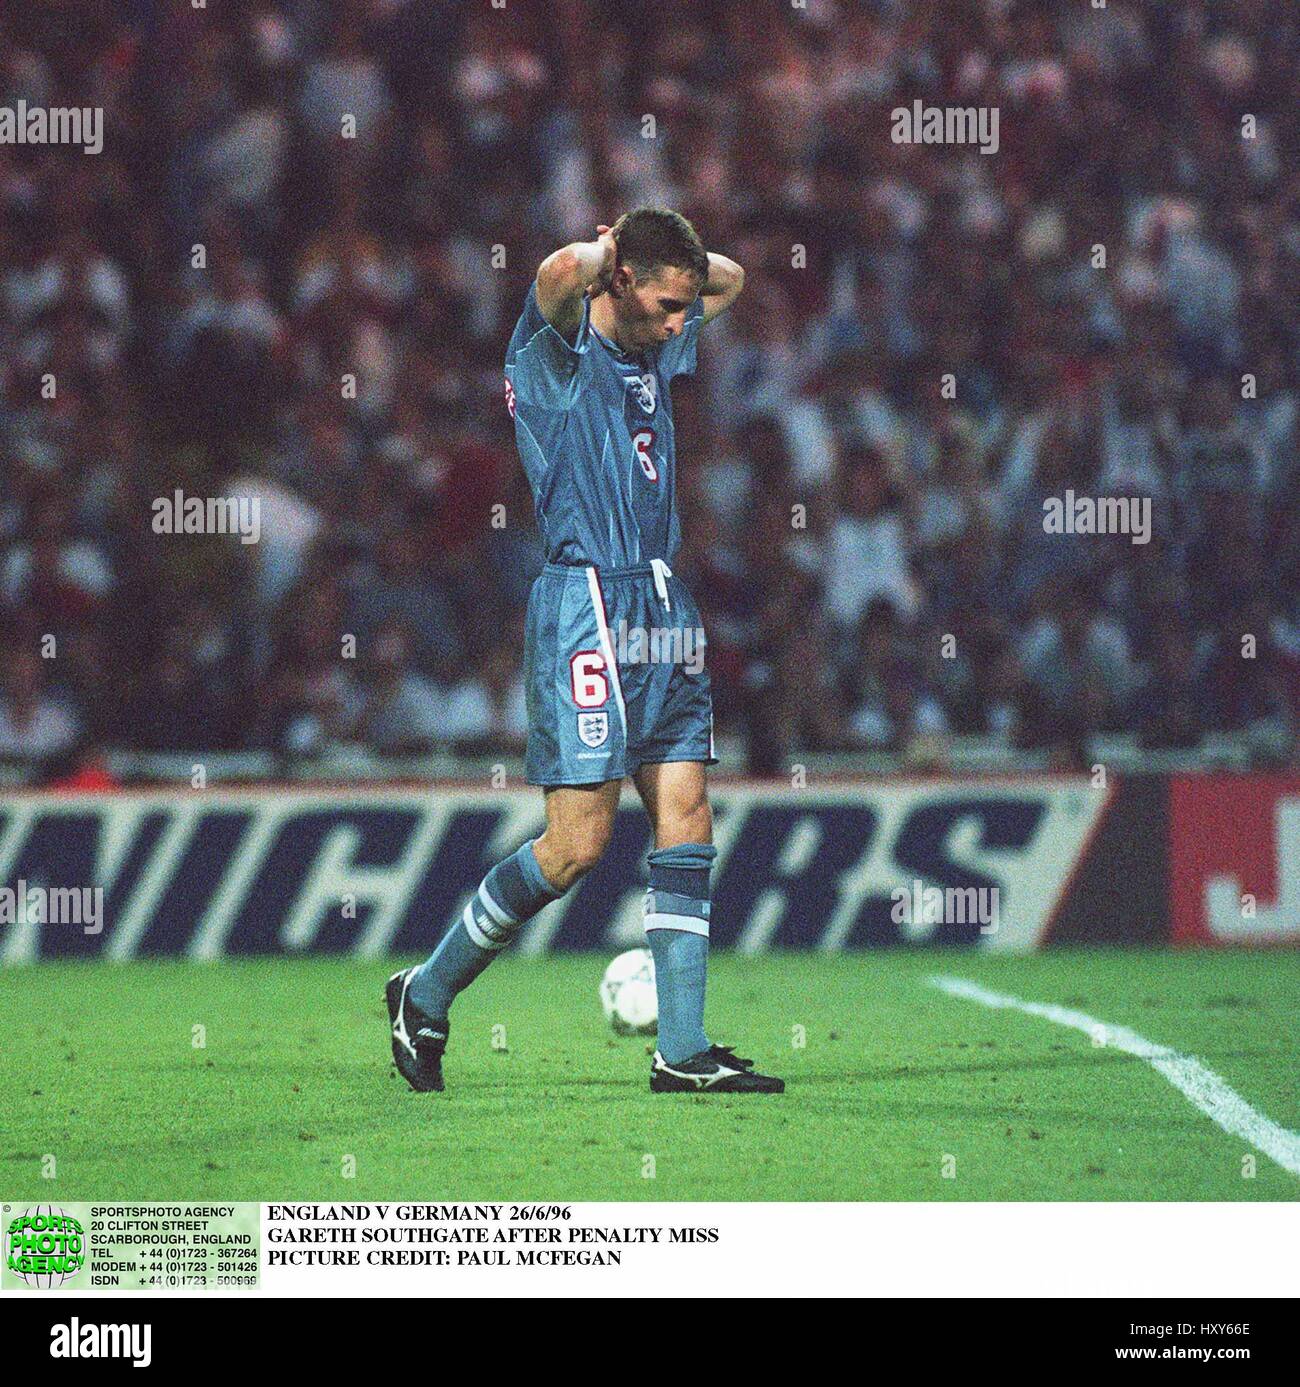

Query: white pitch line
<box><xmin>929</xmin><ymin>975</ymin><xmax>1300</xmax><ymax>1177</ymax></box>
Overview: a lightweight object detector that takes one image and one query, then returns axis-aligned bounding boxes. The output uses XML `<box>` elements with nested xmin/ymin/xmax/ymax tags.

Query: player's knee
<box><xmin>564</xmin><ymin>830</ymin><xmax>610</xmax><ymax>881</ymax></box>
<box><xmin>538</xmin><ymin>825</ymin><xmax>611</xmax><ymax>889</ymax></box>
<box><xmin>659</xmin><ymin>791</ymin><xmax>711</xmax><ymax>847</ymax></box>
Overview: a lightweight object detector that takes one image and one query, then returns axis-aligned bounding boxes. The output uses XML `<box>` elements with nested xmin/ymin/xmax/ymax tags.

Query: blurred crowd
<box><xmin>1</xmin><ymin>0</ymin><xmax>1297</xmax><ymax>774</ymax></box>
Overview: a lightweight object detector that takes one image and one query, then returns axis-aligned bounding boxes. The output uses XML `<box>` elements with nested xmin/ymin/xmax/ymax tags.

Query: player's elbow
<box><xmin>537</xmin><ymin>248</ymin><xmax>581</xmax><ymax>302</ymax></box>
<box><xmin>707</xmin><ymin>255</ymin><xmax>743</xmax><ymax>299</ymax></box>
<box><xmin>705</xmin><ymin>261</ymin><xmax>744</xmax><ymax>316</ymax></box>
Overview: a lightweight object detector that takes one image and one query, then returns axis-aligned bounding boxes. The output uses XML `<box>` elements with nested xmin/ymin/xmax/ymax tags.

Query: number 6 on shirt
<box><xmin>632</xmin><ymin>429</ymin><xmax>658</xmax><ymax>482</ymax></box>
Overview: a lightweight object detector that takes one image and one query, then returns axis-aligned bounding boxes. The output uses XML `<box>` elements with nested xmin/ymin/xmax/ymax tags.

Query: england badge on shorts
<box><xmin>577</xmin><ymin>711</ymin><xmax>609</xmax><ymax>747</ymax></box>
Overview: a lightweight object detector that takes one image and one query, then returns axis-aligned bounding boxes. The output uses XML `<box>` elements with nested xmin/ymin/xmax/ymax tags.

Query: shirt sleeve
<box><xmin>506</xmin><ymin>282</ymin><xmax>592</xmax><ymax>409</ymax></box>
<box><xmin>656</xmin><ymin>295</ymin><xmax>705</xmax><ymax>379</ymax></box>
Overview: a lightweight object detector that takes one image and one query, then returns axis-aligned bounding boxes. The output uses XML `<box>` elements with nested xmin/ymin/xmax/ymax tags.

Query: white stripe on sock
<box><xmin>478</xmin><ymin>881</ymin><xmax>515</xmax><ymax>928</ymax></box>
<box><xmin>463</xmin><ymin>900</ymin><xmax>509</xmax><ymax>952</ymax></box>
<box><xmin>644</xmin><ymin>912</ymin><xmax>710</xmax><ymax>938</ymax></box>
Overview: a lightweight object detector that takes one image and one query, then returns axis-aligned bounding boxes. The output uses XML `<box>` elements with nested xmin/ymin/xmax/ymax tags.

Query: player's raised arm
<box><xmin>535</xmin><ymin>225</ymin><xmax>618</xmax><ymax>340</ymax></box>
<box><xmin>699</xmin><ymin>251</ymin><xmax>745</xmax><ymax>324</ymax></box>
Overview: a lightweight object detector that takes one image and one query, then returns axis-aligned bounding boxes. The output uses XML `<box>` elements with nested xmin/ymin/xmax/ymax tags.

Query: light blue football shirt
<box><xmin>504</xmin><ymin>283</ymin><xmax>704</xmax><ymax>567</ymax></box>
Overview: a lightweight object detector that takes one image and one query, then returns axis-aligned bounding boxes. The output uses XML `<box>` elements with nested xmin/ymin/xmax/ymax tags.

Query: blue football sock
<box><xmin>644</xmin><ymin>842</ymin><xmax>717</xmax><ymax>1064</ymax></box>
<box><xmin>410</xmin><ymin>840</ymin><xmax>563</xmax><ymax>1022</ymax></box>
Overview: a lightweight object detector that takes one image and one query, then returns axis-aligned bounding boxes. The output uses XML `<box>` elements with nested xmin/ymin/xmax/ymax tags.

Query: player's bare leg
<box><xmin>634</xmin><ymin>761</ymin><xmax>784</xmax><ymax>1093</ymax></box>
<box><xmin>389</xmin><ymin>781</ymin><xmax>620</xmax><ymax>1092</ymax></box>
<box><xmin>532</xmin><ymin>781</ymin><xmax>623</xmax><ymax>890</ymax></box>
<box><xmin>634</xmin><ymin>758</ymin><xmax>713</xmax><ymax>850</ymax></box>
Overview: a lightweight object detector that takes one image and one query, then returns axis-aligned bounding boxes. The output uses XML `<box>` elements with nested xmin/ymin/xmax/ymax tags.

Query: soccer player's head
<box><xmin>603</xmin><ymin>207</ymin><xmax>707</xmax><ymax>350</ymax></box>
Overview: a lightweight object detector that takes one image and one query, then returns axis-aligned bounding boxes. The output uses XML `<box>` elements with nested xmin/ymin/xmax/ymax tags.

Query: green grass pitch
<box><xmin>2</xmin><ymin>951</ymin><xmax>1297</xmax><ymax>1202</ymax></box>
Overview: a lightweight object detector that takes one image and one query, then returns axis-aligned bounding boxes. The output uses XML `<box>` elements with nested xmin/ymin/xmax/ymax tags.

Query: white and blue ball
<box><xmin>599</xmin><ymin>948</ymin><xmax>658</xmax><ymax>1036</ymax></box>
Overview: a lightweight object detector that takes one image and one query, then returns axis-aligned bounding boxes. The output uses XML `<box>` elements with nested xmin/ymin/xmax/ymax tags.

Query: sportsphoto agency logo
<box><xmin>5</xmin><ymin>1205</ymin><xmax>87</xmax><ymax>1287</ymax></box>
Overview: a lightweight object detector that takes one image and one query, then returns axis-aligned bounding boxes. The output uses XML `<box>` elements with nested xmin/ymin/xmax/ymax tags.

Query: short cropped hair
<box><xmin>610</xmin><ymin>208</ymin><xmax>708</xmax><ymax>287</ymax></box>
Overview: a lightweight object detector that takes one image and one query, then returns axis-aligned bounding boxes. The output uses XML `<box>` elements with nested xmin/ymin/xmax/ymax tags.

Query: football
<box><xmin>599</xmin><ymin>948</ymin><xmax>658</xmax><ymax>1035</ymax></box>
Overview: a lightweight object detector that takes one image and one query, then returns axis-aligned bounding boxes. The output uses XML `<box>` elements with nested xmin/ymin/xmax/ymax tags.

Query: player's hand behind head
<box><xmin>591</xmin><ymin>222</ymin><xmax>620</xmax><ymax>298</ymax></box>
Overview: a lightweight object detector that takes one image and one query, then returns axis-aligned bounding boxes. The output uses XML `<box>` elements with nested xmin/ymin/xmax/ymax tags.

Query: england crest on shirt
<box><xmin>628</xmin><ymin>372</ymin><xmax>656</xmax><ymax>415</ymax></box>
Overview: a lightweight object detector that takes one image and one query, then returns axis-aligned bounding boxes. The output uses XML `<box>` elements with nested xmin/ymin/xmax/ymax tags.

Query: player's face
<box><xmin>620</xmin><ymin>265</ymin><xmax>701</xmax><ymax>350</ymax></box>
